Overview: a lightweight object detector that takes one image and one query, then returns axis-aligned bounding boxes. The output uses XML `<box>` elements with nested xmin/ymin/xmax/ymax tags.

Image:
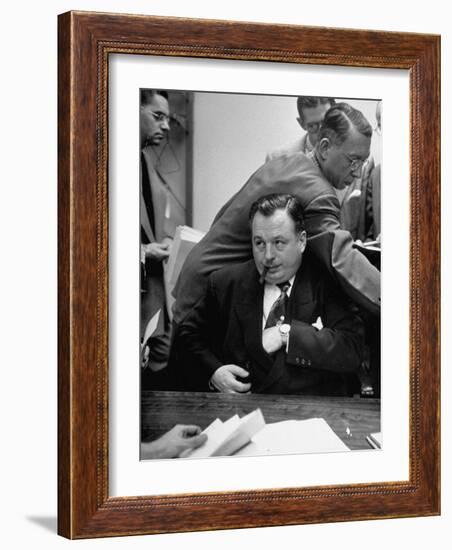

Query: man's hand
<box><xmin>141</xmin><ymin>342</ymin><xmax>150</xmax><ymax>369</ymax></box>
<box><xmin>210</xmin><ymin>364</ymin><xmax>251</xmax><ymax>393</ymax></box>
<box><xmin>142</xmin><ymin>242</ymin><xmax>170</xmax><ymax>262</ymax></box>
<box><xmin>262</xmin><ymin>326</ymin><xmax>284</xmax><ymax>354</ymax></box>
<box><xmin>141</xmin><ymin>425</ymin><xmax>207</xmax><ymax>459</ymax></box>
<box><xmin>161</xmin><ymin>237</ymin><xmax>173</xmax><ymax>254</ymax></box>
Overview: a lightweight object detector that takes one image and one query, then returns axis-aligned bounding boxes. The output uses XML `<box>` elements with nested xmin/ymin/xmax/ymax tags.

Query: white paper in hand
<box><xmin>141</xmin><ymin>309</ymin><xmax>160</xmax><ymax>346</ymax></box>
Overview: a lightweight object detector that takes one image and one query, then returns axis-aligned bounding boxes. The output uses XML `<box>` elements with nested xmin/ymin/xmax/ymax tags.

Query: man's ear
<box><xmin>298</xmin><ymin>231</ymin><xmax>307</xmax><ymax>254</ymax></box>
<box><xmin>317</xmin><ymin>137</ymin><xmax>331</xmax><ymax>161</ymax></box>
<box><xmin>296</xmin><ymin>117</ymin><xmax>306</xmax><ymax>131</ymax></box>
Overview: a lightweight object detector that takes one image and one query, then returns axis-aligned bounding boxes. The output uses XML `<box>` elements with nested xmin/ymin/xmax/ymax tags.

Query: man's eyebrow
<box><xmin>347</xmin><ymin>152</ymin><xmax>369</xmax><ymax>160</ymax></box>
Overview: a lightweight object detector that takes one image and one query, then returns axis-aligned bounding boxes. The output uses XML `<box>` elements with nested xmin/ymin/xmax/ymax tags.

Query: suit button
<box><xmin>296</xmin><ymin>357</ymin><xmax>300</xmax><ymax>364</ymax></box>
<box><xmin>301</xmin><ymin>359</ymin><xmax>306</xmax><ymax>366</ymax></box>
<box><xmin>307</xmin><ymin>360</ymin><xmax>311</xmax><ymax>366</ymax></box>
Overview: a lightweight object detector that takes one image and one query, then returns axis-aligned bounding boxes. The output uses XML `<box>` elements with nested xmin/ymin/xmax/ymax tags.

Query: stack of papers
<box><xmin>181</xmin><ymin>409</ymin><xmax>265</xmax><ymax>458</ymax></box>
<box><xmin>164</xmin><ymin>225</ymin><xmax>205</xmax><ymax>288</ymax></box>
<box><xmin>236</xmin><ymin>418</ymin><xmax>350</xmax><ymax>456</ymax></box>
<box><xmin>181</xmin><ymin>409</ymin><xmax>350</xmax><ymax>458</ymax></box>
<box><xmin>164</xmin><ymin>225</ymin><xmax>205</xmax><ymax>318</ymax></box>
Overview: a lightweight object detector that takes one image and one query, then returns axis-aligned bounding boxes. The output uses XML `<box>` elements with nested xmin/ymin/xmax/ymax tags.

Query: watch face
<box><xmin>280</xmin><ymin>323</ymin><xmax>291</xmax><ymax>335</ymax></box>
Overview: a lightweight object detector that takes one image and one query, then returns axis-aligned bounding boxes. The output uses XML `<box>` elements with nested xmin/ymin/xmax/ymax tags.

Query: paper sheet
<box><xmin>235</xmin><ymin>418</ymin><xmax>350</xmax><ymax>457</ymax></box>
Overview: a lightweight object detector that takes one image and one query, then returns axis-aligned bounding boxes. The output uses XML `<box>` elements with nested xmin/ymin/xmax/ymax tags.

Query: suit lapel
<box><xmin>287</xmin><ymin>258</ymin><xmax>314</xmax><ymax>321</ymax></box>
<box><xmin>234</xmin><ymin>268</ymin><xmax>273</xmax><ymax>374</ymax></box>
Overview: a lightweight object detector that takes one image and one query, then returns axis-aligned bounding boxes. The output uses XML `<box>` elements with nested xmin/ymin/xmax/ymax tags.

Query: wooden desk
<box><xmin>141</xmin><ymin>391</ymin><xmax>380</xmax><ymax>451</ymax></box>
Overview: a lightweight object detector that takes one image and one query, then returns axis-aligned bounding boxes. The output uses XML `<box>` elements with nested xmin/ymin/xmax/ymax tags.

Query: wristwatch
<box><xmin>279</xmin><ymin>323</ymin><xmax>291</xmax><ymax>343</ymax></box>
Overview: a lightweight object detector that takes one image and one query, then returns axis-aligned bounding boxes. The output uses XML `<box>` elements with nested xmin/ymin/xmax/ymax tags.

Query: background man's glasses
<box><xmin>151</xmin><ymin>111</ymin><xmax>171</xmax><ymax>124</ymax></box>
<box><xmin>305</xmin><ymin>121</ymin><xmax>322</xmax><ymax>133</ymax></box>
<box><xmin>344</xmin><ymin>154</ymin><xmax>368</xmax><ymax>171</ymax></box>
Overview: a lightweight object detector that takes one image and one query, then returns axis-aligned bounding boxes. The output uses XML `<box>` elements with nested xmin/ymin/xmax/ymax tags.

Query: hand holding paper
<box><xmin>141</xmin><ymin>425</ymin><xmax>207</xmax><ymax>459</ymax></box>
<box><xmin>142</xmin><ymin>242</ymin><xmax>170</xmax><ymax>261</ymax></box>
<box><xmin>181</xmin><ymin>410</ymin><xmax>351</xmax><ymax>459</ymax></box>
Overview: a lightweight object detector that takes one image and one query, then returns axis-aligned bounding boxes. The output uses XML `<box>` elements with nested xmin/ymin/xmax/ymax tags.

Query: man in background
<box><xmin>140</xmin><ymin>90</ymin><xmax>184</xmax><ymax>382</ymax></box>
<box><xmin>360</xmin><ymin>100</ymin><xmax>382</xmax><ymax>242</ymax></box>
<box><xmin>266</xmin><ymin>96</ymin><xmax>335</xmax><ymax>161</ymax></box>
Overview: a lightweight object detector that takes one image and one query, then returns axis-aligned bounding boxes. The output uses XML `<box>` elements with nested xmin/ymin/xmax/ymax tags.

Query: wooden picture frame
<box><xmin>58</xmin><ymin>11</ymin><xmax>440</xmax><ymax>539</ymax></box>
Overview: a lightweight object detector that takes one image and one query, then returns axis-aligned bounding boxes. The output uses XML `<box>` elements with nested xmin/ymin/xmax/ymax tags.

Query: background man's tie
<box><xmin>265</xmin><ymin>281</ymin><xmax>291</xmax><ymax>329</ymax></box>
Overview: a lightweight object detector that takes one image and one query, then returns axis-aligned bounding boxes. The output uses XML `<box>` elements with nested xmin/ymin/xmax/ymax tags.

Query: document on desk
<box><xmin>181</xmin><ymin>411</ymin><xmax>349</xmax><ymax>459</ymax></box>
<box><xmin>181</xmin><ymin>409</ymin><xmax>265</xmax><ymax>459</ymax></box>
<box><xmin>235</xmin><ymin>418</ymin><xmax>350</xmax><ymax>457</ymax></box>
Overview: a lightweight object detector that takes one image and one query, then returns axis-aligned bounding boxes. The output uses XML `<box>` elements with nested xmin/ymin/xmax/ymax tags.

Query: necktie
<box><xmin>265</xmin><ymin>281</ymin><xmax>290</xmax><ymax>328</ymax></box>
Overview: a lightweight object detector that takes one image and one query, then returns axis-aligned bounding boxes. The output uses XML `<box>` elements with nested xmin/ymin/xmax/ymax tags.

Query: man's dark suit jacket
<box><xmin>140</xmin><ymin>146</ymin><xmax>185</xmax><ymax>337</ymax></box>
<box><xmin>172</xmin><ymin>153</ymin><xmax>380</xmax><ymax>328</ymax></box>
<box><xmin>171</xmin><ymin>252</ymin><xmax>364</xmax><ymax>395</ymax></box>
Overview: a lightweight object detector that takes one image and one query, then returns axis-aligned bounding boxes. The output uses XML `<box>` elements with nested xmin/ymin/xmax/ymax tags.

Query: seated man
<box><xmin>171</xmin><ymin>194</ymin><xmax>364</xmax><ymax>395</ymax></box>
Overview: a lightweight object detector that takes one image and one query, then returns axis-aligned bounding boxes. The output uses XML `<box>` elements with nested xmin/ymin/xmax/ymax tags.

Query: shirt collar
<box><xmin>264</xmin><ymin>275</ymin><xmax>295</xmax><ymax>297</ymax></box>
<box><xmin>305</xmin><ymin>134</ymin><xmax>314</xmax><ymax>153</ymax></box>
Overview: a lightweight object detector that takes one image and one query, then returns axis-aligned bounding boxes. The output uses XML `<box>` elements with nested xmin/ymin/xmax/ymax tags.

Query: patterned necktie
<box><xmin>265</xmin><ymin>281</ymin><xmax>291</xmax><ymax>328</ymax></box>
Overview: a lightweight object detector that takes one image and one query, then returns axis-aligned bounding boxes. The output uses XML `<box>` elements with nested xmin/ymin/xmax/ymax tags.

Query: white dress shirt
<box><xmin>262</xmin><ymin>275</ymin><xmax>295</xmax><ymax>329</ymax></box>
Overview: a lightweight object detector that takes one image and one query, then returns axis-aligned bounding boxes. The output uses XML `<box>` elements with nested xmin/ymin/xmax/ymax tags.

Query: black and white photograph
<box><xmin>1</xmin><ymin>0</ymin><xmax>446</xmax><ymax>545</ymax></box>
<box><xmin>138</xmin><ymin>90</ymin><xmax>382</xmax><ymax>460</ymax></box>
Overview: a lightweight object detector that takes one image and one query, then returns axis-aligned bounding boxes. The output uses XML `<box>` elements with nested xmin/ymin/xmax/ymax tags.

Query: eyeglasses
<box><xmin>343</xmin><ymin>153</ymin><xmax>368</xmax><ymax>171</ymax></box>
<box><xmin>305</xmin><ymin>121</ymin><xmax>322</xmax><ymax>133</ymax></box>
<box><xmin>150</xmin><ymin>111</ymin><xmax>171</xmax><ymax>124</ymax></box>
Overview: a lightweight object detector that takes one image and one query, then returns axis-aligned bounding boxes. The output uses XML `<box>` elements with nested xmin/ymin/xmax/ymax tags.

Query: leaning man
<box><xmin>171</xmin><ymin>194</ymin><xmax>364</xmax><ymax>395</ymax></box>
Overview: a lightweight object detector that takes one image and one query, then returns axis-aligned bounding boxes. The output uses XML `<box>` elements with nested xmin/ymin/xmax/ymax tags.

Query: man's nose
<box><xmin>264</xmin><ymin>244</ymin><xmax>274</xmax><ymax>262</ymax></box>
<box><xmin>161</xmin><ymin>119</ymin><xmax>170</xmax><ymax>131</ymax></box>
<box><xmin>351</xmin><ymin>164</ymin><xmax>363</xmax><ymax>179</ymax></box>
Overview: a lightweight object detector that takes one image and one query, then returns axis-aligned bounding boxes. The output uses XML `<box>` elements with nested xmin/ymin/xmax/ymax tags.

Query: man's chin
<box><xmin>334</xmin><ymin>180</ymin><xmax>349</xmax><ymax>190</ymax></box>
<box><xmin>150</xmin><ymin>135</ymin><xmax>165</xmax><ymax>146</ymax></box>
<box><xmin>264</xmin><ymin>269</ymin><xmax>283</xmax><ymax>284</ymax></box>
